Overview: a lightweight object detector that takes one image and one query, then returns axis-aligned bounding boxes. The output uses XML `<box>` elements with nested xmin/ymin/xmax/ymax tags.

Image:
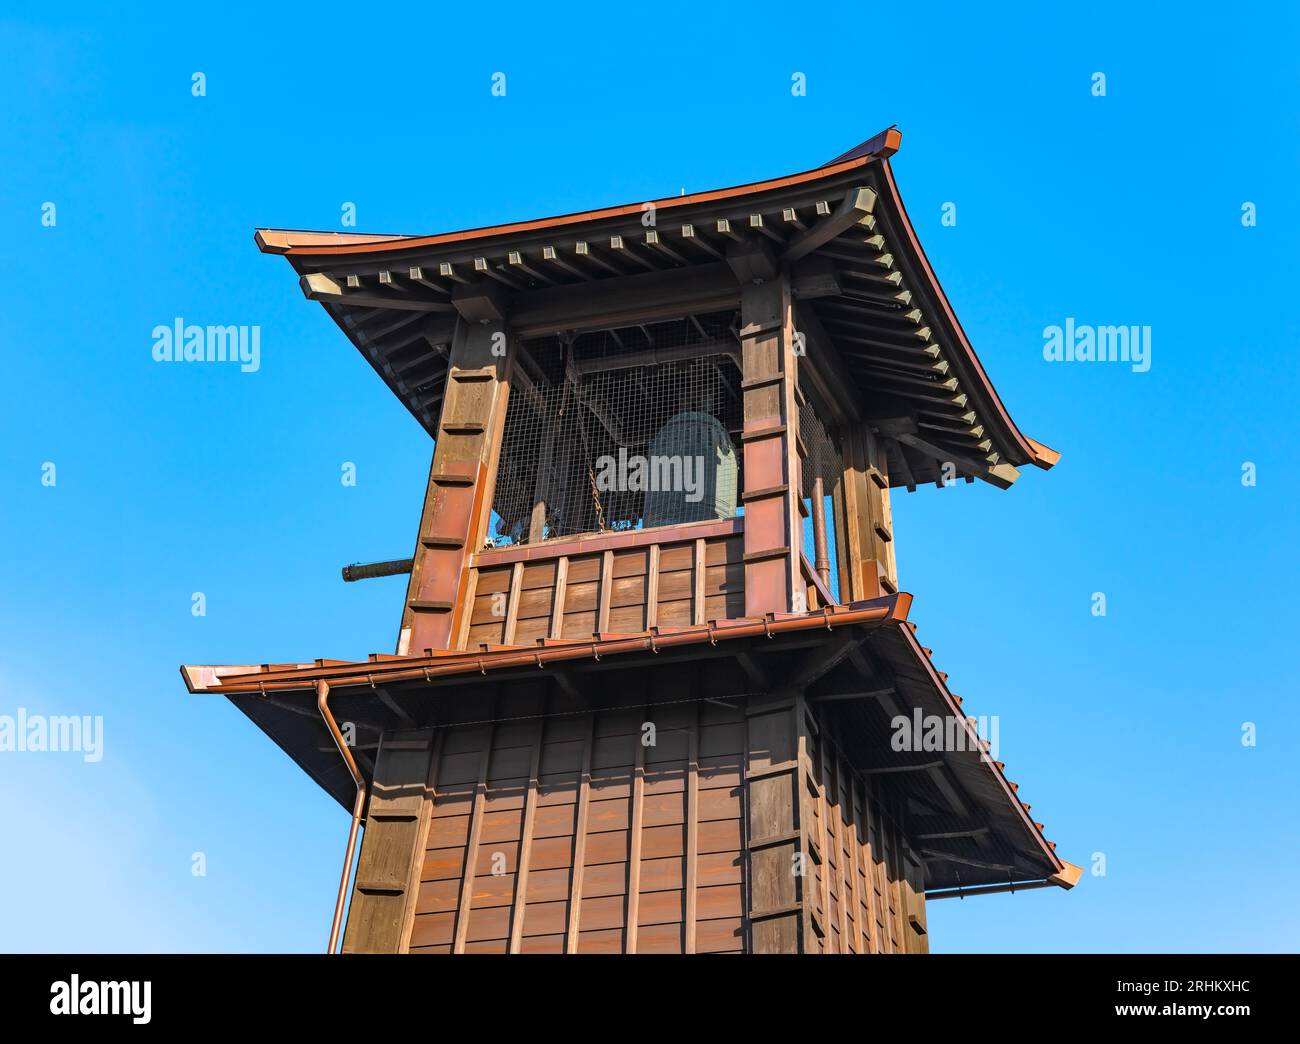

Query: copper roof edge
<box><xmin>181</xmin><ymin>594</ymin><xmax>910</xmax><ymax>695</ymax></box>
<box><xmin>1048</xmin><ymin>861</ymin><xmax>1084</xmax><ymax>889</ymax></box>
<box><xmin>873</xmin><ymin>157</ymin><xmax>1057</xmax><ymax>472</ymax></box>
<box><xmin>252</xmin><ymin>127</ymin><xmax>901</xmax><ymax>257</ymax></box>
<box><xmin>892</xmin><ymin>621</ymin><xmax>1065</xmax><ymax>877</ymax></box>
<box><xmin>183</xmin><ymin>587</ymin><xmax>1069</xmax><ymax>884</ymax></box>
<box><xmin>253</xmin><ymin>127</ymin><xmax>1057</xmax><ymax>478</ymax></box>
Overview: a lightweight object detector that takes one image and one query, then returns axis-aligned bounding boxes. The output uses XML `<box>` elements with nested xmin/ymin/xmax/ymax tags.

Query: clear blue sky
<box><xmin>2</xmin><ymin>4</ymin><xmax>1296</xmax><ymax>953</ymax></box>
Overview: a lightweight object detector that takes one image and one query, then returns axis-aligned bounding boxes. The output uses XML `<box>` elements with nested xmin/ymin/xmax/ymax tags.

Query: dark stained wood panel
<box><xmin>388</xmin><ymin>685</ymin><xmax>931</xmax><ymax>954</ymax></box>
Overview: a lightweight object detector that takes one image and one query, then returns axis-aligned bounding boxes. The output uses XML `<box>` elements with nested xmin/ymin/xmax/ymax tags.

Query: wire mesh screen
<box><xmin>487</xmin><ymin>312</ymin><xmax>743</xmax><ymax>548</ymax></box>
<box><xmin>799</xmin><ymin>394</ymin><xmax>844</xmax><ymax>603</ymax></box>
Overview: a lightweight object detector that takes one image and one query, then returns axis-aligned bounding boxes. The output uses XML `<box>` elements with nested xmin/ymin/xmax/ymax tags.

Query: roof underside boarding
<box><xmin>183</xmin><ymin>595</ymin><xmax>1075</xmax><ymax>893</ymax></box>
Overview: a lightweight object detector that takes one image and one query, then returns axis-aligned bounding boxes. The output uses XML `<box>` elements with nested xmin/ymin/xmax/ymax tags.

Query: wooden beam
<box><xmin>450</xmin><ymin>278</ymin><xmax>509</xmax><ymax>323</ymax></box>
<box><xmin>784</xmin><ymin>186</ymin><xmax>877</xmax><ymax>263</ymax></box>
<box><xmin>790</xmin><ymin>256</ymin><xmax>842</xmax><ymax>300</ymax></box>
<box><xmin>784</xmin><ymin>633</ymin><xmax>864</xmax><ymax>690</ymax></box>
<box><xmin>399</xmin><ymin>318</ymin><xmax>511</xmax><ymax>654</ymax></box>
<box><xmin>725</xmin><ymin>236</ymin><xmax>778</xmax><ymax>284</ymax></box>
<box><xmin>300</xmin><ymin>272</ymin><xmax>453</xmax><ymax>313</ymax></box>
<box><xmin>809</xmin><ymin>688</ymin><xmax>895</xmax><ymax>703</ymax></box>
<box><xmin>740</xmin><ymin>275</ymin><xmax>801</xmax><ymax>617</ymax></box>
<box><xmin>510</xmin><ymin>262</ymin><xmax>740</xmax><ymax>337</ymax></box>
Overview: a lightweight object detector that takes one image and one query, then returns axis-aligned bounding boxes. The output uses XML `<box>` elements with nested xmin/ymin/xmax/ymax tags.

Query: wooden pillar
<box><xmin>743</xmin><ymin>690</ymin><xmax>804</xmax><ymax>953</ymax></box>
<box><xmin>399</xmin><ymin>318</ymin><xmax>512</xmax><ymax>654</ymax></box>
<box><xmin>341</xmin><ymin>729</ymin><xmax>437</xmax><ymax>953</ymax></box>
<box><xmin>739</xmin><ymin>275</ymin><xmax>801</xmax><ymax>617</ymax></box>
<box><xmin>840</xmin><ymin>423</ymin><xmax>897</xmax><ymax>600</ymax></box>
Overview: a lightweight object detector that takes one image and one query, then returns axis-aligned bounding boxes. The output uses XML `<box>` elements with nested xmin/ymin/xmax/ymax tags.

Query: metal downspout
<box><xmin>317</xmin><ymin>679</ymin><xmax>366</xmax><ymax>954</ymax></box>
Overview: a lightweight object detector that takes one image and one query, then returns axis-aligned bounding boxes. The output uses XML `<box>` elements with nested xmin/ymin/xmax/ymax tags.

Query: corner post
<box><xmin>739</xmin><ymin>272</ymin><xmax>802</xmax><ymax>616</ymax></box>
<box><xmin>399</xmin><ymin>316</ymin><xmax>513</xmax><ymax>654</ymax></box>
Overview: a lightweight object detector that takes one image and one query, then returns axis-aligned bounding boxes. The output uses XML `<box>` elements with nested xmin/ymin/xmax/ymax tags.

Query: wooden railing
<box><xmin>455</xmin><ymin>517</ymin><xmax>745</xmax><ymax>648</ymax></box>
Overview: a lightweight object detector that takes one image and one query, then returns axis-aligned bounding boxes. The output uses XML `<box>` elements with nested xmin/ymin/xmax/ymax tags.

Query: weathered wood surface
<box><xmin>344</xmin><ymin>686</ymin><xmax>927</xmax><ymax>954</ymax></box>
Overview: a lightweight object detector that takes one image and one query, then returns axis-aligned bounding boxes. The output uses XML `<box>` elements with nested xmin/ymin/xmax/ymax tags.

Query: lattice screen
<box><xmin>488</xmin><ymin>312</ymin><xmax>744</xmax><ymax>548</ymax></box>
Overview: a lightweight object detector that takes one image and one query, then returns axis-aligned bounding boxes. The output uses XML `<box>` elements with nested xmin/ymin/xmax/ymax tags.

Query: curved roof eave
<box><xmin>253</xmin><ymin>135</ymin><xmax>897</xmax><ymax>259</ymax></box>
<box><xmin>254</xmin><ymin>126</ymin><xmax>1057</xmax><ymax>475</ymax></box>
<box><xmin>872</xmin><ymin>158</ymin><xmax>1058</xmax><ymax>472</ymax></box>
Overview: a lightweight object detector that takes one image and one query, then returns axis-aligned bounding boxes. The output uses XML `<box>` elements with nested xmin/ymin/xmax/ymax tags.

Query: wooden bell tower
<box><xmin>185</xmin><ymin>127</ymin><xmax>1079</xmax><ymax>955</ymax></box>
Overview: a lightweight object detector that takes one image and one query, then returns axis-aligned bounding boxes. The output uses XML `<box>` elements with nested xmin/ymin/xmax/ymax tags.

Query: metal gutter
<box><xmin>184</xmin><ymin>592</ymin><xmax>1073</xmax><ymax>897</ymax></box>
<box><xmin>184</xmin><ymin>596</ymin><xmax>913</xmax><ymax>696</ymax></box>
<box><xmin>926</xmin><ymin>861</ymin><xmax>1082</xmax><ymax>899</ymax></box>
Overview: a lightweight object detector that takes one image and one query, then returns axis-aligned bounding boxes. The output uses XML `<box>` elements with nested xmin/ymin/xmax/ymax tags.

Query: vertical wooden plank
<box><xmin>645</xmin><ymin>545</ymin><xmax>660</xmax><ymax>629</ymax></box>
<box><xmin>625</xmin><ymin>704</ymin><xmax>648</xmax><ymax>953</ymax></box>
<box><xmin>857</xmin><ymin>777</ymin><xmax>879</xmax><ymax>954</ymax></box>
<box><xmin>684</xmin><ymin>698</ymin><xmax>700</xmax><ymax>953</ymax></box>
<box><xmin>565</xmin><ymin>712</ymin><xmax>596</xmax><ymax>953</ymax></box>
<box><xmin>397</xmin><ymin>727</ymin><xmax>445</xmax><ymax>953</ymax></box>
<box><xmin>745</xmin><ymin>692</ymin><xmax>802</xmax><ymax>953</ymax></box>
<box><xmin>878</xmin><ymin>801</ymin><xmax>902</xmax><ymax>953</ymax></box>
<box><xmin>451</xmin><ymin>720</ymin><xmax>495</xmax><ymax>953</ymax></box>
<box><xmin>692</xmin><ymin>538</ymin><xmax>706</xmax><ymax>626</ymax></box>
<box><xmin>888</xmin><ymin>813</ymin><xmax>909</xmax><ymax>953</ymax></box>
<box><xmin>502</xmin><ymin>561</ymin><xmax>524</xmax><ymax>644</ymax></box>
<box><xmin>452</xmin><ymin>568</ymin><xmax>479</xmax><ymax>650</ymax></box>
<box><xmin>866</xmin><ymin>787</ymin><xmax>893</xmax><ymax>953</ymax></box>
<box><xmin>798</xmin><ymin>699</ymin><xmax>822</xmax><ymax>951</ymax></box>
<box><xmin>839</xmin><ymin>749</ymin><xmax>866</xmax><ymax>957</ymax></box>
<box><xmin>903</xmin><ymin>848</ymin><xmax>929</xmax><ymax>953</ymax></box>
<box><xmin>549</xmin><ymin>556</ymin><xmax>569</xmax><ymax>640</ymax></box>
<box><xmin>597</xmin><ymin>550</ymin><xmax>613</xmax><ymax>633</ymax></box>
<box><xmin>829</xmin><ymin>743</ymin><xmax>851</xmax><ymax>951</ymax></box>
<box><xmin>813</xmin><ymin>726</ymin><xmax>833</xmax><ymax>952</ymax></box>
<box><xmin>507</xmin><ymin>713</ymin><xmax>544</xmax><ymax>953</ymax></box>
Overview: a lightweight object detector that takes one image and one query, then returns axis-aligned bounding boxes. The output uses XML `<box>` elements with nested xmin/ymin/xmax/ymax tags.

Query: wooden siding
<box><xmin>800</xmin><ymin>704</ymin><xmax>928</xmax><ymax>954</ymax></box>
<box><xmin>463</xmin><ymin>533</ymin><xmax>744</xmax><ymax>649</ymax></box>
<box><xmin>343</xmin><ymin>690</ymin><xmax>928</xmax><ymax>954</ymax></box>
<box><xmin>408</xmin><ymin>698</ymin><xmax>747</xmax><ymax>954</ymax></box>
<box><xmin>341</xmin><ymin>730</ymin><xmax>438</xmax><ymax>954</ymax></box>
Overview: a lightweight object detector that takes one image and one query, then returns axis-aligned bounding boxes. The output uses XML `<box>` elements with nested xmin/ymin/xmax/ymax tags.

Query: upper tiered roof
<box><xmin>255</xmin><ymin>127</ymin><xmax>1057</xmax><ymax>490</ymax></box>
